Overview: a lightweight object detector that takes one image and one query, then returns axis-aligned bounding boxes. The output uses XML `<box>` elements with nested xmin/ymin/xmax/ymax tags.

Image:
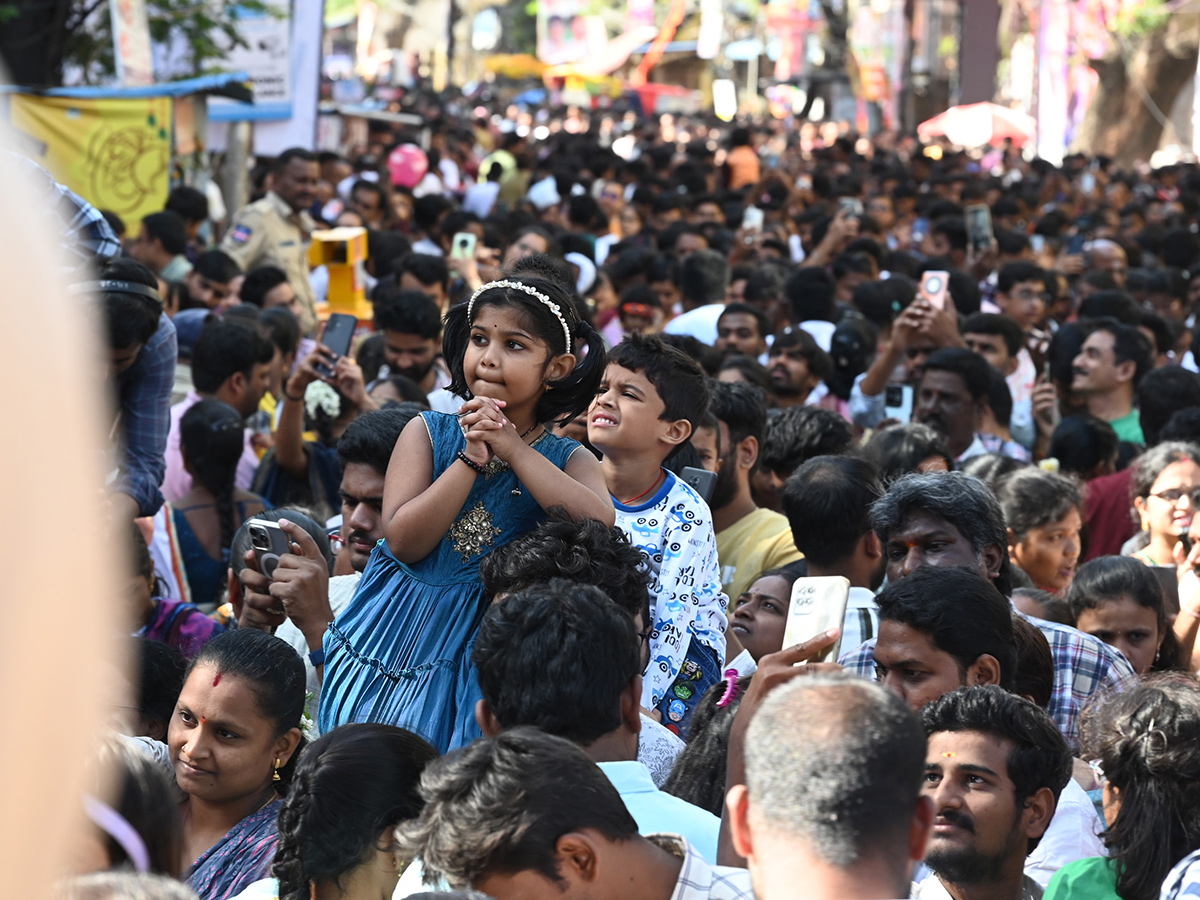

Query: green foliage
<box><xmin>63</xmin><ymin>0</ymin><xmax>276</xmax><ymax>83</ymax></box>
<box><xmin>1114</xmin><ymin>0</ymin><xmax>1170</xmax><ymax>38</ymax></box>
<box><xmin>0</xmin><ymin>4</ymin><xmax>20</xmax><ymax>25</ymax></box>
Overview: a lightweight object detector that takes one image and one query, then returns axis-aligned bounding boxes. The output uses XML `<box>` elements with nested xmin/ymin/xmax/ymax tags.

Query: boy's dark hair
<box><xmin>962</xmin><ymin>313</ymin><xmax>1024</xmax><ymax>358</ymax></box>
<box><xmin>932</xmin><ymin>215</ymin><xmax>968</xmax><ymax>251</ymax></box>
<box><xmin>997</xmin><ymin>261</ymin><xmax>1047</xmax><ymax>295</ymax></box>
<box><xmin>876</xmin><ymin>566</ymin><xmax>1016</xmax><ymax>691</ymax></box>
<box><xmin>398</xmin><ymin>728</ymin><xmax>638</xmax><ymax>888</ymax></box>
<box><xmin>922</xmin><ymin>685</ymin><xmax>1071</xmax><ymax>852</ymax></box>
<box><xmin>240</xmin><ymin>266</ymin><xmax>290</xmax><ymax>308</ymax></box>
<box><xmin>921</xmin><ymin>347</ymin><xmax>993</xmax><ymax>403</ymax></box>
<box><xmin>785</xmin><ymin>266</ymin><xmax>838</xmax><ymax>323</ymax></box>
<box><xmin>479</xmin><ymin>509</ymin><xmax>651</xmax><ymax>623</ymax></box>
<box><xmin>191</xmin><ymin>319</ymin><xmax>275</xmax><ymax>394</ymax></box>
<box><xmin>413</xmin><ymin>195</ymin><xmax>453</xmax><ymax>233</ymax></box>
<box><xmin>473</xmin><ymin>580</ymin><xmax>642</xmax><ymax>745</ymax></box>
<box><xmin>374</xmin><ymin>289</ymin><xmax>443</xmax><ymax>340</ymax></box>
<box><xmin>142</xmin><ymin>211</ymin><xmax>188</xmax><ymax>256</ymax></box>
<box><xmin>165</xmin><ymin>186</ymin><xmax>209</xmax><ymax>224</ymax></box>
<box><xmin>782</xmin><ymin>455</ymin><xmax>883</xmax><ymax>567</ymax></box>
<box><xmin>760</xmin><ymin>405</ymin><xmax>853</xmax><ymax>479</ymax></box>
<box><xmin>718</xmin><ymin>302</ymin><xmax>771</xmax><ymax>341</ymax></box>
<box><xmin>192</xmin><ymin>250</ymin><xmax>242</xmax><ymax>284</ymax></box>
<box><xmin>337</xmin><ymin>407</ymin><xmax>420</xmax><ymax>475</ymax></box>
<box><xmin>607</xmin><ymin>334</ymin><xmax>710</xmax><ymax>433</ymax></box>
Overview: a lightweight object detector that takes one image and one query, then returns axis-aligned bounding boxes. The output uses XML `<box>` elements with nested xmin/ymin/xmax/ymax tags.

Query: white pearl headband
<box><xmin>467</xmin><ymin>279</ymin><xmax>572</xmax><ymax>352</ymax></box>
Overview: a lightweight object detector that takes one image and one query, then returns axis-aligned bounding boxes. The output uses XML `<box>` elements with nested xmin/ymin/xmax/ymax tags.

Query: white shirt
<box><xmin>663</xmin><ymin>304</ymin><xmax>725</xmax><ymax>346</ymax></box>
<box><xmin>1024</xmin><ymin>777</ymin><xmax>1107</xmax><ymax>888</ymax></box>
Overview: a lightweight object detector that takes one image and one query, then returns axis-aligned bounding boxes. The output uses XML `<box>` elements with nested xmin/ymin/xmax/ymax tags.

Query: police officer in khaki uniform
<box><xmin>221</xmin><ymin>148</ymin><xmax>320</xmax><ymax>333</ymax></box>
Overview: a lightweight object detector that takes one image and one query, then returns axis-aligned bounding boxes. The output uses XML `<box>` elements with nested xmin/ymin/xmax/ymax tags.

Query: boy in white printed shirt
<box><xmin>588</xmin><ymin>334</ymin><xmax>727</xmax><ymax>736</ymax></box>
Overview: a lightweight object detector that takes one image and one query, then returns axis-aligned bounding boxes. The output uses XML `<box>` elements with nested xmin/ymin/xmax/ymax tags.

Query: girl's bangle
<box><xmin>283</xmin><ymin>384</ymin><xmax>305</xmax><ymax>402</ymax></box>
<box><xmin>1181</xmin><ymin>606</ymin><xmax>1200</xmax><ymax>620</ymax></box>
<box><xmin>456</xmin><ymin>451</ymin><xmax>485</xmax><ymax>474</ymax></box>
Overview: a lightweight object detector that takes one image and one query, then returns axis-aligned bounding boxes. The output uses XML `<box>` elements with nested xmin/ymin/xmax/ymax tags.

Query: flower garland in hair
<box><xmin>305</xmin><ymin>380</ymin><xmax>341</xmax><ymax>420</ymax></box>
<box><xmin>468</xmin><ymin>279</ymin><xmax>572</xmax><ymax>352</ymax></box>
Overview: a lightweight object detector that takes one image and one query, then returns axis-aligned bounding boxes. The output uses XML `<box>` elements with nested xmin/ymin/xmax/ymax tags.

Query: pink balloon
<box><xmin>388</xmin><ymin>144</ymin><xmax>429</xmax><ymax>188</ymax></box>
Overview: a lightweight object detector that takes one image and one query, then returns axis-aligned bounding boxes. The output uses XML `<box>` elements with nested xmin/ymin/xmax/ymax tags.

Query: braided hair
<box><xmin>179</xmin><ymin>399</ymin><xmax>244</xmax><ymax>552</ymax></box>
<box><xmin>273</xmin><ymin>724</ymin><xmax>438</xmax><ymax>900</ymax></box>
<box><xmin>1082</xmin><ymin>675</ymin><xmax>1200</xmax><ymax>900</ymax></box>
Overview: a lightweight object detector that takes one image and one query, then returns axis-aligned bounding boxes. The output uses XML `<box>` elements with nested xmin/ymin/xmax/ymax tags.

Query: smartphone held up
<box><xmin>782</xmin><ymin>576</ymin><xmax>850</xmax><ymax>664</ymax></box>
<box><xmin>316</xmin><ymin>313</ymin><xmax>358</xmax><ymax>379</ymax></box>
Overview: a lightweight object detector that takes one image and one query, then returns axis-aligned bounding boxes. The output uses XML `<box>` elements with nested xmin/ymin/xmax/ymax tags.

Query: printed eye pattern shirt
<box><xmin>613</xmin><ymin>470</ymin><xmax>728</xmax><ymax>708</ymax></box>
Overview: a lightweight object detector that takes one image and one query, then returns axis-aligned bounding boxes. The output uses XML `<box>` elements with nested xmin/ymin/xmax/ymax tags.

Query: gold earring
<box><xmin>272</xmin><ymin>758</ymin><xmax>282</xmax><ymax>782</ymax></box>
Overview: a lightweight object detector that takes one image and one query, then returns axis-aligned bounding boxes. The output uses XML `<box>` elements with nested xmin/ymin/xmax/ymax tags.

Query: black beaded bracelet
<box><xmin>456</xmin><ymin>451</ymin><xmax>486</xmax><ymax>473</ymax></box>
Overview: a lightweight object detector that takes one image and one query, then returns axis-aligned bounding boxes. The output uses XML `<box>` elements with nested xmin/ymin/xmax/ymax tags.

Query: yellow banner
<box><xmin>10</xmin><ymin>94</ymin><xmax>172</xmax><ymax>232</ymax></box>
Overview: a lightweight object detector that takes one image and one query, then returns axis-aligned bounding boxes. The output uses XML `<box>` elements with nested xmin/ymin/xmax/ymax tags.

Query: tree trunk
<box><xmin>1074</xmin><ymin>13</ymin><xmax>1200</xmax><ymax>165</ymax></box>
<box><xmin>1072</xmin><ymin>45</ymin><xmax>1127</xmax><ymax>156</ymax></box>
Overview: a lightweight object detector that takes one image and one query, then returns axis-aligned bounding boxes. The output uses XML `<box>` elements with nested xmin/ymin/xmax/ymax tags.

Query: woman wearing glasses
<box><xmin>1130</xmin><ymin>441</ymin><xmax>1200</xmax><ymax>568</ymax></box>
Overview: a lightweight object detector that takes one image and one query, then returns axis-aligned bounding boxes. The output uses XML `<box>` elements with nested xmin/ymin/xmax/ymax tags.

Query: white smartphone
<box><xmin>884</xmin><ymin>383</ymin><xmax>914</xmax><ymax>424</ymax></box>
<box><xmin>451</xmin><ymin>231</ymin><xmax>477</xmax><ymax>261</ymax></box>
<box><xmin>742</xmin><ymin>206</ymin><xmax>764</xmax><ymax>233</ymax></box>
<box><xmin>783</xmin><ymin>575</ymin><xmax>851</xmax><ymax>663</ymax></box>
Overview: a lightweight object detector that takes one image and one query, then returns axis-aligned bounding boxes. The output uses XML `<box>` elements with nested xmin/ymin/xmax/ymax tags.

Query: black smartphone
<box><xmin>1066</xmin><ymin>233</ymin><xmax>1087</xmax><ymax>256</ymax></box>
<box><xmin>680</xmin><ymin>466</ymin><xmax>717</xmax><ymax>503</ymax></box>
<box><xmin>317</xmin><ymin>313</ymin><xmax>358</xmax><ymax>378</ymax></box>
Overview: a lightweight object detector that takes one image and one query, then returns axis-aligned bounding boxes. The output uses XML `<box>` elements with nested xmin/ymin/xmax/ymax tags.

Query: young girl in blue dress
<box><xmin>318</xmin><ymin>275</ymin><xmax>613</xmax><ymax>751</ymax></box>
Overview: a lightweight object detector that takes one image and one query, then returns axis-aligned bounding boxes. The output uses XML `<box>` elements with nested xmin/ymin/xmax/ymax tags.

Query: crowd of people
<box><xmin>55</xmin><ymin>108</ymin><xmax>1200</xmax><ymax>900</ymax></box>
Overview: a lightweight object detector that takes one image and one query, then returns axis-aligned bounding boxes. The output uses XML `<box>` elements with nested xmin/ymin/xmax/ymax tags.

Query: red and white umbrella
<box><xmin>918</xmin><ymin>102</ymin><xmax>1036</xmax><ymax>148</ymax></box>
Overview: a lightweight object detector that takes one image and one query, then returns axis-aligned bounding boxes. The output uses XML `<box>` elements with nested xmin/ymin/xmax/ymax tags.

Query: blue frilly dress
<box><xmin>318</xmin><ymin>411</ymin><xmax>580</xmax><ymax>751</ymax></box>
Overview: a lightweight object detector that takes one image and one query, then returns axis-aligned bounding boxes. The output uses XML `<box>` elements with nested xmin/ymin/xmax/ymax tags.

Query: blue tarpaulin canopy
<box><xmin>0</xmin><ymin>72</ymin><xmax>252</xmax><ymax>103</ymax></box>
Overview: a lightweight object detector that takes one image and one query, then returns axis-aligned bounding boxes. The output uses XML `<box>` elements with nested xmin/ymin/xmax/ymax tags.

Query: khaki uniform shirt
<box><xmin>220</xmin><ymin>191</ymin><xmax>317</xmax><ymax>333</ymax></box>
